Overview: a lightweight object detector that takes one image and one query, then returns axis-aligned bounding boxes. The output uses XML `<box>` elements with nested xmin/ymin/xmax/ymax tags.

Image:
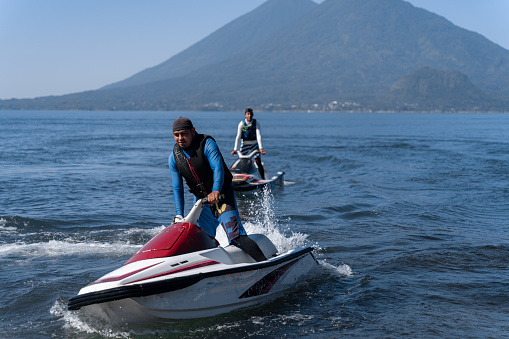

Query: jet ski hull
<box><xmin>70</xmin><ymin>247</ymin><xmax>317</xmax><ymax>324</ymax></box>
<box><xmin>232</xmin><ymin>171</ymin><xmax>285</xmax><ymax>192</ymax></box>
<box><xmin>68</xmin><ymin>199</ymin><xmax>318</xmax><ymax>324</ymax></box>
<box><xmin>230</xmin><ymin>150</ymin><xmax>284</xmax><ymax>192</ymax></box>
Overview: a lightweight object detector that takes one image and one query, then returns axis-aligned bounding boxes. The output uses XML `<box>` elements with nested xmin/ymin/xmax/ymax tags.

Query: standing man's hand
<box><xmin>231</xmin><ymin>150</ymin><xmax>237</xmax><ymax>155</ymax></box>
<box><xmin>207</xmin><ymin>190</ymin><xmax>220</xmax><ymax>204</ymax></box>
<box><xmin>259</xmin><ymin>148</ymin><xmax>266</xmax><ymax>155</ymax></box>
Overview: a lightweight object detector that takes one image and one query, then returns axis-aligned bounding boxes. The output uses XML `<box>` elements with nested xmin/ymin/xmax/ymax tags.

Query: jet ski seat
<box><xmin>249</xmin><ymin>234</ymin><xmax>278</xmax><ymax>258</ymax></box>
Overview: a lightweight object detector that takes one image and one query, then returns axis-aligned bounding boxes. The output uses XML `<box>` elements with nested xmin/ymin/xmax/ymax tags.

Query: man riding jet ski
<box><xmin>230</xmin><ymin>109</ymin><xmax>284</xmax><ymax>192</ymax></box>
<box><xmin>169</xmin><ymin>117</ymin><xmax>266</xmax><ymax>261</ymax></box>
<box><xmin>67</xmin><ymin>117</ymin><xmax>317</xmax><ymax>323</ymax></box>
<box><xmin>232</xmin><ymin>107</ymin><xmax>265</xmax><ymax>179</ymax></box>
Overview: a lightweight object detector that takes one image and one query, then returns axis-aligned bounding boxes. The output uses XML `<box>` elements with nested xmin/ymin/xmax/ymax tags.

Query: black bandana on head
<box><xmin>172</xmin><ymin>117</ymin><xmax>194</xmax><ymax>132</ymax></box>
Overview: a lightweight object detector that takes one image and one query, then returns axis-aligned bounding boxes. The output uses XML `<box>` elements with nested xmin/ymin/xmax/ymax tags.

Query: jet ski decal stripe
<box><xmin>125</xmin><ymin>259</ymin><xmax>220</xmax><ymax>284</ymax></box>
<box><xmin>239</xmin><ymin>258</ymin><xmax>301</xmax><ymax>298</ymax></box>
<box><xmin>86</xmin><ymin>262</ymin><xmax>164</xmax><ymax>286</ymax></box>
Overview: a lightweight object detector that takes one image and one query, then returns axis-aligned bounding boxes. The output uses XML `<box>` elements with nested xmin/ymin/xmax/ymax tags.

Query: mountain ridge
<box><xmin>1</xmin><ymin>0</ymin><xmax>508</xmax><ymax>112</ymax></box>
<box><xmin>381</xmin><ymin>66</ymin><xmax>500</xmax><ymax>112</ymax></box>
<box><xmin>103</xmin><ymin>0</ymin><xmax>317</xmax><ymax>89</ymax></box>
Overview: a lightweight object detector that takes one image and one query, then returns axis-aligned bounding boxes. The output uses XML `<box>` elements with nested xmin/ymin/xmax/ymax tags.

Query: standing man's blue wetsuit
<box><xmin>168</xmin><ymin>117</ymin><xmax>266</xmax><ymax>262</ymax></box>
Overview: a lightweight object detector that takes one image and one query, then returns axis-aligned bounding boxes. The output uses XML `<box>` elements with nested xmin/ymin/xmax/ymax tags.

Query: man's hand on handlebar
<box><xmin>171</xmin><ymin>215</ymin><xmax>184</xmax><ymax>225</ymax></box>
<box><xmin>207</xmin><ymin>191</ymin><xmax>221</xmax><ymax>204</ymax></box>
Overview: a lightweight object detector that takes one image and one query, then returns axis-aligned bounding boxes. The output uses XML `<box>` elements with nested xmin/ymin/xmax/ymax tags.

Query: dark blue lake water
<box><xmin>1</xmin><ymin>110</ymin><xmax>508</xmax><ymax>338</ymax></box>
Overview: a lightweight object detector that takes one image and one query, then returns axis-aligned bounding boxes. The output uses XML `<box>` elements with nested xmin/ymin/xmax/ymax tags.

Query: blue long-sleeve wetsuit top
<box><xmin>169</xmin><ymin>138</ymin><xmax>225</xmax><ymax>216</ymax></box>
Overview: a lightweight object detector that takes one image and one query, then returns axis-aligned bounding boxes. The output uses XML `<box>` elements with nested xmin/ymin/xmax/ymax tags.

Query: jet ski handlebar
<box><xmin>179</xmin><ymin>198</ymin><xmax>207</xmax><ymax>225</ymax></box>
<box><xmin>178</xmin><ymin>196</ymin><xmax>223</xmax><ymax>225</ymax></box>
<box><xmin>236</xmin><ymin>150</ymin><xmax>260</xmax><ymax>159</ymax></box>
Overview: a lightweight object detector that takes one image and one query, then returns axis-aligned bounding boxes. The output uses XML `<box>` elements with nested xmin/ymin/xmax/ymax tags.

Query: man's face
<box><xmin>173</xmin><ymin>128</ymin><xmax>195</xmax><ymax>148</ymax></box>
<box><xmin>245</xmin><ymin>111</ymin><xmax>253</xmax><ymax>122</ymax></box>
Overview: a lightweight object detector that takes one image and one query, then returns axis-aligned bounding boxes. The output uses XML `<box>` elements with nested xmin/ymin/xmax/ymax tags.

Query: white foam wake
<box><xmin>0</xmin><ymin>240</ymin><xmax>141</xmax><ymax>258</ymax></box>
<box><xmin>0</xmin><ymin>225</ymin><xmax>168</xmax><ymax>259</ymax></box>
<box><xmin>51</xmin><ymin>300</ymin><xmax>133</xmax><ymax>338</ymax></box>
<box><xmin>319</xmin><ymin>260</ymin><xmax>353</xmax><ymax>277</ymax></box>
<box><xmin>217</xmin><ymin>187</ymin><xmax>313</xmax><ymax>253</ymax></box>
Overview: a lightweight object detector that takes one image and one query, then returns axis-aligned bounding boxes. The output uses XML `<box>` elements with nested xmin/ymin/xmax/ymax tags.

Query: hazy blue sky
<box><xmin>1</xmin><ymin>0</ymin><xmax>508</xmax><ymax>99</ymax></box>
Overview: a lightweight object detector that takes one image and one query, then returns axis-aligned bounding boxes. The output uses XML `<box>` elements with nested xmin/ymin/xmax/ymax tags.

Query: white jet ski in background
<box><xmin>230</xmin><ymin>150</ymin><xmax>284</xmax><ymax>192</ymax></box>
<box><xmin>68</xmin><ymin>198</ymin><xmax>318</xmax><ymax>324</ymax></box>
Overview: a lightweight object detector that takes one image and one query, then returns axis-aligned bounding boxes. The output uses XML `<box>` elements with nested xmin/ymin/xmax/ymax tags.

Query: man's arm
<box><xmin>231</xmin><ymin>121</ymin><xmax>243</xmax><ymax>155</ymax></box>
<box><xmin>168</xmin><ymin>152</ymin><xmax>185</xmax><ymax>216</ymax></box>
<box><xmin>204</xmin><ymin>138</ymin><xmax>225</xmax><ymax>203</ymax></box>
<box><xmin>256</xmin><ymin>121</ymin><xmax>265</xmax><ymax>154</ymax></box>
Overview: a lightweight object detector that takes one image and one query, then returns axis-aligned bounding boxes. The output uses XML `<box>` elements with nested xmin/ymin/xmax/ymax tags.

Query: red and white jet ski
<box><xmin>68</xmin><ymin>198</ymin><xmax>318</xmax><ymax>324</ymax></box>
<box><xmin>230</xmin><ymin>150</ymin><xmax>284</xmax><ymax>192</ymax></box>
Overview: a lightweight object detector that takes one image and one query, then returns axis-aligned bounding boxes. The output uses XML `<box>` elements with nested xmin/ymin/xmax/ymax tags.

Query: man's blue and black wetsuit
<box><xmin>169</xmin><ymin>133</ymin><xmax>267</xmax><ymax>262</ymax></box>
<box><xmin>169</xmin><ymin>134</ymin><xmax>245</xmax><ymax>242</ymax></box>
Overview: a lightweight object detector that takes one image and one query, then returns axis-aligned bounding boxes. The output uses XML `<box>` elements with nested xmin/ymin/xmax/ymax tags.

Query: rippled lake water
<box><xmin>1</xmin><ymin>110</ymin><xmax>508</xmax><ymax>338</ymax></box>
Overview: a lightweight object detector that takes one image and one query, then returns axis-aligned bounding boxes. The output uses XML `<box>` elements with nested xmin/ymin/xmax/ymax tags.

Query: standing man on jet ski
<box><xmin>169</xmin><ymin>117</ymin><xmax>267</xmax><ymax>262</ymax></box>
<box><xmin>231</xmin><ymin>108</ymin><xmax>266</xmax><ymax>179</ymax></box>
